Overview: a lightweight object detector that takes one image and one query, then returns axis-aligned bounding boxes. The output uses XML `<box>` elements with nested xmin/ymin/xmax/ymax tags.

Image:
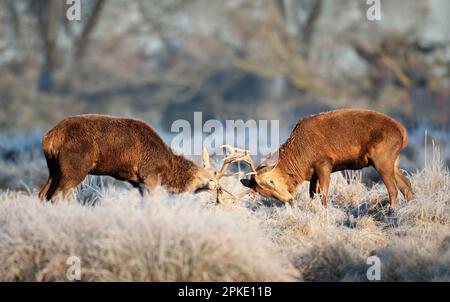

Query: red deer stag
<box><xmin>38</xmin><ymin>114</ymin><xmax>236</xmax><ymax>202</ymax></box>
<box><xmin>236</xmin><ymin>109</ymin><xmax>413</xmax><ymax>209</ymax></box>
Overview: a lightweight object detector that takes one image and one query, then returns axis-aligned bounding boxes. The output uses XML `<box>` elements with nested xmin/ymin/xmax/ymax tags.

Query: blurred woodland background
<box><xmin>0</xmin><ymin>0</ymin><xmax>449</xmax><ymax>190</ymax></box>
<box><xmin>1</xmin><ymin>1</ymin><xmax>449</xmax><ymax>282</ymax></box>
<box><xmin>1</xmin><ymin>0</ymin><xmax>449</xmax><ymax>129</ymax></box>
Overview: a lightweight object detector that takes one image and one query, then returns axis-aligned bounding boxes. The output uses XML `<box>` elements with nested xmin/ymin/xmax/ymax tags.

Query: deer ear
<box><xmin>202</xmin><ymin>146</ymin><xmax>211</xmax><ymax>168</ymax></box>
<box><xmin>240</xmin><ymin>178</ymin><xmax>257</xmax><ymax>189</ymax></box>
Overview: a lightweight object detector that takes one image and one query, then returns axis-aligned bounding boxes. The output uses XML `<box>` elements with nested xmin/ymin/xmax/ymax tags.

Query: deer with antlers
<box><xmin>234</xmin><ymin>109</ymin><xmax>413</xmax><ymax>209</ymax></box>
<box><xmin>38</xmin><ymin>114</ymin><xmax>238</xmax><ymax>203</ymax></box>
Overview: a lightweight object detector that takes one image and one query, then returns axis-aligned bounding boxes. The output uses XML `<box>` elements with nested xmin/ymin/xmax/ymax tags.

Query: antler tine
<box><xmin>216</xmin><ymin>185</ymin><xmax>255</xmax><ymax>204</ymax></box>
<box><xmin>238</xmin><ymin>189</ymin><xmax>257</xmax><ymax>202</ymax></box>
<box><xmin>220</xmin><ymin>145</ymin><xmax>257</xmax><ymax>173</ymax></box>
<box><xmin>216</xmin><ymin>188</ymin><xmax>224</xmax><ymax>204</ymax></box>
<box><xmin>215</xmin><ymin>145</ymin><xmax>245</xmax><ymax>180</ymax></box>
<box><xmin>213</xmin><ymin>145</ymin><xmax>258</xmax><ymax>205</ymax></box>
<box><xmin>221</xmin><ymin>144</ymin><xmax>249</xmax><ymax>153</ymax></box>
<box><xmin>219</xmin><ymin>186</ymin><xmax>239</xmax><ymax>200</ymax></box>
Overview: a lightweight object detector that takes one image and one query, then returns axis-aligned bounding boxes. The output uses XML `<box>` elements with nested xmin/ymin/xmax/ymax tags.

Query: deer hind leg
<box><xmin>315</xmin><ymin>160</ymin><xmax>333</xmax><ymax>207</ymax></box>
<box><xmin>39</xmin><ymin>177</ymin><xmax>52</xmax><ymax>201</ymax></box>
<box><xmin>39</xmin><ymin>156</ymin><xmax>59</xmax><ymax>201</ymax></box>
<box><xmin>44</xmin><ymin>171</ymin><xmax>61</xmax><ymax>201</ymax></box>
<box><xmin>48</xmin><ymin>148</ymin><xmax>93</xmax><ymax>203</ymax></box>
<box><xmin>394</xmin><ymin>157</ymin><xmax>413</xmax><ymax>202</ymax></box>
<box><xmin>50</xmin><ymin>172</ymin><xmax>89</xmax><ymax>203</ymax></box>
<box><xmin>371</xmin><ymin>154</ymin><xmax>398</xmax><ymax>209</ymax></box>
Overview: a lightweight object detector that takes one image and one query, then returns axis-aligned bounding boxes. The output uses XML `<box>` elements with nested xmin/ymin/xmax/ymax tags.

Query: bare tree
<box><xmin>5</xmin><ymin>0</ymin><xmax>21</xmax><ymax>39</ymax></box>
<box><xmin>274</xmin><ymin>0</ymin><xmax>323</xmax><ymax>57</ymax></box>
<box><xmin>29</xmin><ymin>0</ymin><xmax>62</xmax><ymax>91</ymax></box>
<box><xmin>74</xmin><ymin>0</ymin><xmax>106</xmax><ymax>60</ymax></box>
<box><xmin>301</xmin><ymin>0</ymin><xmax>322</xmax><ymax>58</ymax></box>
<box><xmin>25</xmin><ymin>0</ymin><xmax>107</xmax><ymax>90</ymax></box>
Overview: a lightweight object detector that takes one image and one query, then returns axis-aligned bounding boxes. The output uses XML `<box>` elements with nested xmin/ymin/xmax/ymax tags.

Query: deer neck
<box><xmin>161</xmin><ymin>154</ymin><xmax>199</xmax><ymax>193</ymax></box>
<box><xmin>276</xmin><ymin>147</ymin><xmax>310</xmax><ymax>192</ymax></box>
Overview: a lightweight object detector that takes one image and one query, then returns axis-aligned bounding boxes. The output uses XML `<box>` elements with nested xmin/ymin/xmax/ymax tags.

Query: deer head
<box><xmin>221</xmin><ymin>146</ymin><xmax>294</xmax><ymax>205</ymax></box>
<box><xmin>188</xmin><ymin>147</ymin><xmax>217</xmax><ymax>193</ymax></box>
<box><xmin>190</xmin><ymin>146</ymin><xmax>247</xmax><ymax>204</ymax></box>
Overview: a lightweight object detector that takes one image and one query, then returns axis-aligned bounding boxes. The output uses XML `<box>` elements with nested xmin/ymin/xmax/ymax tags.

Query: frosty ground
<box><xmin>0</xmin><ymin>150</ymin><xmax>448</xmax><ymax>281</ymax></box>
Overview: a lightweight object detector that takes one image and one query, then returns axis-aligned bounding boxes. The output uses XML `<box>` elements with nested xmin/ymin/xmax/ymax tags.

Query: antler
<box><xmin>213</xmin><ymin>145</ymin><xmax>258</xmax><ymax>204</ymax></box>
<box><xmin>220</xmin><ymin>145</ymin><xmax>257</xmax><ymax>174</ymax></box>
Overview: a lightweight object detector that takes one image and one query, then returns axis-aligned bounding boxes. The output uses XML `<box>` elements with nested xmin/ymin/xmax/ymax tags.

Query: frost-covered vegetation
<box><xmin>0</xmin><ymin>0</ymin><xmax>449</xmax><ymax>282</ymax></box>
<box><xmin>0</xmin><ymin>138</ymin><xmax>448</xmax><ymax>281</ymax></box>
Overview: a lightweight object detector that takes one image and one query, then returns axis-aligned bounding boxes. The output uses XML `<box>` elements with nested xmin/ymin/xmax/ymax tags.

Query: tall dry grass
<box><xmin>0</xmin><ymin>137</ymin><xmax>449</xmax><ymax>281</ymax></box>
<box><xmin>0</xmin><ymin>187</ymin><xmax>297</xmax><ymax>281</ymax></box>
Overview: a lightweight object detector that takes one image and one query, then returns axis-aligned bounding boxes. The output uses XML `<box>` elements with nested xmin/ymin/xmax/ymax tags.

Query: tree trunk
<box><xmin>74</xmin><ymin>0</ymin><xmax>106</xmax><ymax>60</ymax></box>
<box><xmin>31</xmin><ymin>0</ymin><xmax>62</xmax><ymax>91</ymax></box>
<box><xmin>302</xmin><ymin>0</ymin><xmax>322</xmax><ymax>58</ymax></box>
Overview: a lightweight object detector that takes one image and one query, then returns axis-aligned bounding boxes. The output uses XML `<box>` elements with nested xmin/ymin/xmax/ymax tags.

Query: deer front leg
<box><xmin>133</xmin><ymin>175</ymin><xmax>159</xmax><ymax>197</ymax></box>
<box><xmin>309</xmin><ymin>173</ymin><xmax>319</xmax><ymax>199</ymax></box>
<box><xmin>315</xmin><ymin>161</ymin><xmax>333</xmax><ymax>207</ymax></box>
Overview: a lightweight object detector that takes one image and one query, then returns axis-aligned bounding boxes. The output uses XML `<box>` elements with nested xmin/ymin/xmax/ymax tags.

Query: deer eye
<box><xmin>269</xmin><ymin>180</ymin><xmax>275</xmax><ymax>187</ymax></box>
